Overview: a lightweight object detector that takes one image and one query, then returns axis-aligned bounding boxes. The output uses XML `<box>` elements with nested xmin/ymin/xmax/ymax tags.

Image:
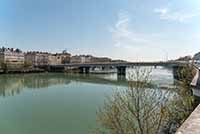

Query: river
<box><xmin>0</xmin><ymin>67</ymin><xmax>188</xmax><ymax>134</ymax></box>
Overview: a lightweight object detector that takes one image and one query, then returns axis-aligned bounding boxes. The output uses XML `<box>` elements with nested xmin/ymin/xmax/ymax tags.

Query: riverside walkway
<box><xmin>176</xmin><ymin>104</ymin><xmax>200</xmax><ymax>134</ymax></box>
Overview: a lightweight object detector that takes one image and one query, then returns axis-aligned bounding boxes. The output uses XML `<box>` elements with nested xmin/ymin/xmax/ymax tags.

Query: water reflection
<box><xmin>0</xmin><ymin>67</ymin><xmax>177</xmax><ymax>97</ymax></box>
<box><xmin>0</xmin><ymin>73</ymin><xmax>131</xmax><ymax>97</ymax></box>
<box><xmin>0</xmin><ymin>66</ymin><xmax>181</xmax><ymax>98</ymax></box>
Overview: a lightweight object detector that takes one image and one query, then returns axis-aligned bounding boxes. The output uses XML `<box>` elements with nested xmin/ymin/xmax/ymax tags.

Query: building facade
<box><xmin>70</xmin><ymin>55</ymin><xmax>111</xmax><ymax>63</ymax></box>
<box><xmin>91</xmin><ymin>57</ymin><xmax>111</xmax><ymax>63</ymax></box>
<box><xmin>25</xmin><ymin>52</ymin><xmax>49</xmax><ymax>66</ymax></box>
<box><xmin>70</xmin><ymin>55</ymin><xmax>82</xmax><ymax>63</ymax></box>
<box><xmin>48</xmin><ymin>52</ymin><xmax>71</xmax><ymax>65</ymax></box>
<box><xmin>59</xmin><ymin>52</ymin><xmax>71</xmax><ymax>64</ymax></box>
<box><xmin>70</xmin><ymin>55</ymin><xmax>93</xmax><ymax>63</ymax></box>
<box><xmin>0</xmin><ymin>47</ymin><xmax>24</xmax><ymax>68</ymax></box>
<box><xmin>25</xmin><ymin>51</ymin><xmax>71</xmax><ymax>66</ymax></box>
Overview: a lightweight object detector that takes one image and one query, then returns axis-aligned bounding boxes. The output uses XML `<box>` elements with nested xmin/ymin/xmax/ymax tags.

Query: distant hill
<box><xmin>111</xmin><ymin>59</ymin><xmax>127</xmax><ymax>63</ymax></box>
<box><xmin>175</xmin><ymin>55</ymin><xmax>192</xmax><ymax>61</ymax></box>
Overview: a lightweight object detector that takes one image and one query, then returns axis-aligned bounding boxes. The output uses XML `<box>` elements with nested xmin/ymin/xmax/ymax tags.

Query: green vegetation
<box><xmin>95</xmin><ymin>67</ymin><xmax>195</xmax><ymax>134</ymax></box>
<box><xmin>177</xmin><ymin>64</ymin><xmax>196</xmax><ymax>86</ymax></box>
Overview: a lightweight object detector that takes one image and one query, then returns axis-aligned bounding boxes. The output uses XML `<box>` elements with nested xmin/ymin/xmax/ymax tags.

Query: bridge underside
<box><xmin>116</xmin><ymin>66</ymin><xmax>126</xmax><ymax>76</ymax></box>
<box><xmin>38</xmin><ymin>62</ymin><xmax>189</xmax><ymax>80</ymax></box>
<box><xmin>79</xmin><ymin>67</ymin><xmax>90</xmax><ymax>74</ymax></box>
<box><xmin>78</xmin><ymin>66</ymin><xmax>127</xmax><ymax>76</ymax></box>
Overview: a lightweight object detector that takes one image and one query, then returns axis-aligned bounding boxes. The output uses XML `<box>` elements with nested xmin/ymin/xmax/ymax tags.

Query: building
<box><xmin>70</xmin><ymin>55</ymin><xmax>111</xmax><ymax>63</ymax></box>
<box><xmin>58</xmin><ymin>52</ymin><xmax>71</xmax><ymax>64</ymax></box>
<box><xmin>191</xmin><ymin>68</ymin><xmax>200</xmax><ymax>89</ymax></box>
<box><xmin>25</xmin><ymin>52</ymin><xmax>49</xmax><ymax>66</ymax></box>
<box><xmin>70</xmin><ymin>55</ymin><xmax>93</xmax><ymax>63</ymax></box>
<box><xmin>48</xmin><ymin>54</ymin><xmax>59</xmax><ymax>65</ymax></box>
<box><xmin>0</xmin><ymin>47</ymin><xmax>24</xmax><ymax>68</ymax></box>
<box><xmin>70</xmin><ymin>55</ymin><xmax>81</xmax><ymax>63</ymax></box>
<box><xmin>90</xmin><ymin>57</ymin><xmax>112</xmax><ymax>63</ymax></box>
<box><xmin>70</xmin><ymin>55</ymin><xmax>92</xmax><ymax>63</ymax></box>
<box><xmin>25</xmin><ymin>51</ymin><xmax>71</xmax><ymax>66</ymax></box>
<box><xmin>48</xmin><ymin>52</ymin><xmax>71</xmax><ymax>65</ymax></box>
<box><xmin>194</xmin><ymin>52</ymin><xmax>200</xmax><ymax>63</ymax></box>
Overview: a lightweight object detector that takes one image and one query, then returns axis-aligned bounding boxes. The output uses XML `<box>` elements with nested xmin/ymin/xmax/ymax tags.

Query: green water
<box><xmin>0</xmin><ymin>68</ymin><xmax>174</xmax><ymax>134</ymax></box>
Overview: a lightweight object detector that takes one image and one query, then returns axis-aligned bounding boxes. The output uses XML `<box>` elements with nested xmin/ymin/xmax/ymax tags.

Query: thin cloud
<box><xmin>154</xmin><ymin>8</ymin><xmax>200</xmax><ymax>22</ymax></box>
<box><xmin>110</xmin><ymin>10</ymin><xmax>160</xmax><ymax>49</ymax></box>
<box><xmin>154</xmin><ymin>8</ymin><xmax>168</xmax><ymax>15</ymax></box>
<box><xmin>193</xmin><ymin>33</ymin><xmax>200</xmax><ymax>40</ymax></box>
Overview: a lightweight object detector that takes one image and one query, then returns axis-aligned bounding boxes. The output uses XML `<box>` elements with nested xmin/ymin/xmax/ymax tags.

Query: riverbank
<box><xmin>0</xmin><ymin>68</ymin><xmax>45</xmax><ymax>74</ymax></box>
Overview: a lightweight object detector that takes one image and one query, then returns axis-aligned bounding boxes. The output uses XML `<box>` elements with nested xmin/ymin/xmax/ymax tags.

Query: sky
<box><xmin>0</xmin><ymin>0</ymin><xmax>200</xmax><ymax>61</ymax></box>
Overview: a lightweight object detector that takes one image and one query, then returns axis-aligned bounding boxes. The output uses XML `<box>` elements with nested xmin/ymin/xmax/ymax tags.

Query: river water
<box><xmin>0</xmin><ymin>67</ymin><xmax>182</xmax><ymax>134</ymax></box>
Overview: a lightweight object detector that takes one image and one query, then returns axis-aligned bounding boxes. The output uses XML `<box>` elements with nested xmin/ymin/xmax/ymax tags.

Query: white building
<box><xmin>0</xmin><ymin>47</ymin><xmax>24</xmax><ymax>68</ymax></box>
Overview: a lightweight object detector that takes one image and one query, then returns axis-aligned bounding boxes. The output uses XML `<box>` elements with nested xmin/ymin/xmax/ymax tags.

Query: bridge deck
<box><xmin>49</xmin><ymin>61</ymin><xmax>188</xmax><ymax>68</ymax></box>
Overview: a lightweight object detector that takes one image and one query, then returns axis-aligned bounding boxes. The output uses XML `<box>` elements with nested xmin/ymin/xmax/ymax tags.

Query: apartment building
<box><xmin>0</xmin><ymin>47</ymin><xmax>24</xmax><ymax>68</ymax></box>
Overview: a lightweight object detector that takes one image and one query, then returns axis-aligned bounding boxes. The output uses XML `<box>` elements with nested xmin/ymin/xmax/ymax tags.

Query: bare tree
<box><xmin>94</xmin><ymin>67</ymin><xmax>195</xmax><ymax>134</ymax></box>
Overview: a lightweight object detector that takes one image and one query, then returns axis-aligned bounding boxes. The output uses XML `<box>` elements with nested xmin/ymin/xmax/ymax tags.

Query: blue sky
<box><xmin>0</xmin><ymin>0</ymin><xmax>200</xmax><ymax>61</ymax></box>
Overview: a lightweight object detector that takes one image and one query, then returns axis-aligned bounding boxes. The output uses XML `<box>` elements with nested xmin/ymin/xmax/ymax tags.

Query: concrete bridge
<box><xmin>45</xmin><ymin>61</ymin><xmax>189</xmax><ymax>77</ymax></box>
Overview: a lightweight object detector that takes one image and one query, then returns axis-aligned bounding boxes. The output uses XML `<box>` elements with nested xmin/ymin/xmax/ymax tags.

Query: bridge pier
<box><xmin>117</xmin><ymin>75</ymin><xmax>126</xmax><ymax>81</ymax></box>
<box><xmin>79</xmin><ymin>67</ymin><xmax>90</xmax><ymax>74</ymax></box>
<box><xmin>117</xmin><ymin>66</ymin><xmax>126</xmax><ymax>77</ymax></box>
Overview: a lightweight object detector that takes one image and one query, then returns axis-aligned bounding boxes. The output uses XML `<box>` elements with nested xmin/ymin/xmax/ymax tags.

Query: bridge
<box><xmin>46</xmin><ymin>61</ymin><xmax>189</xmax><ymax>77</ymax></box>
